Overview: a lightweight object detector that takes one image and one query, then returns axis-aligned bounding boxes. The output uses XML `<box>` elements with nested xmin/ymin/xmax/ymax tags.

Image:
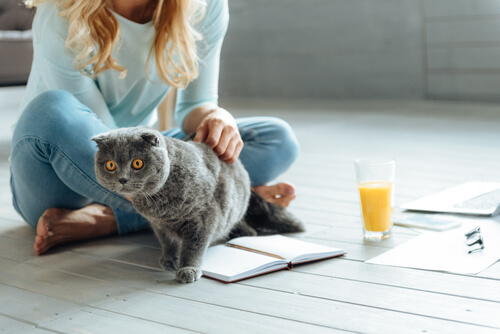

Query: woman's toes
<box><xmin>34</xmin><ymin>234</ymin><xmax>47</xmax><ymax>255</ymax></box>
<box><xmin>36</xmin><ymin>214</ymin><xmax>51</xmax><ymax>238</ymax></box>
<box><xmin>253</xmin><ymin>182</ymin><xmax>296</xmax><ymax>208</ymax></box>
<box><xmin>278</xmin><ymin>182</ymin><xmax>295</xmax><ymax>197</ymax></box>
<box><xmin>273</xmin><ymin>192</ymin><xmax>296</xmax><ymax>207</ymax></box>
<box><xmin>32</xmin><ymin>204</ymin><xmax>118</xmax><ymax>256</ymax></box>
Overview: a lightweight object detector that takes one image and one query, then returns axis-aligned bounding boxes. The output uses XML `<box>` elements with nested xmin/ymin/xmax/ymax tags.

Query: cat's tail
<box><xmin>244</xmin><ymin>190</ymin><xmax>305</xmax><ymax>234</ymax></box>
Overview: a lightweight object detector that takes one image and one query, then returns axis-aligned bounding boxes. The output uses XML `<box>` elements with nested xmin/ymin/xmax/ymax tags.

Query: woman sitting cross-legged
<box><xmin>11</xmin><ymin>0</ymin><xmax>299</xmax><ymax>255</ymax></box>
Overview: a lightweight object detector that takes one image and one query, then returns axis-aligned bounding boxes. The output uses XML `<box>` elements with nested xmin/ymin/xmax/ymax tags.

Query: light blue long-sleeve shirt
<box><xmin>20</xmin><ymin>0</ymin><xmax>228</xmax><ymax>130</ymax></box>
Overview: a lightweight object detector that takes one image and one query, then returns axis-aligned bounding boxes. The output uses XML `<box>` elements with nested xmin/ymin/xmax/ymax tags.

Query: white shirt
<box><xmin>20</xmin><ymin>0</ymin><xmax>228</xmax><ymax>130</ymax></box>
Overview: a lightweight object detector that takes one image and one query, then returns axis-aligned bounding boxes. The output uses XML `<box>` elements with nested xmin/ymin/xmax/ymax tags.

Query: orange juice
<box><xmin>358</xmin><ymin>181</ymin><xmax>393</xmax><ymax>232</ymax></box>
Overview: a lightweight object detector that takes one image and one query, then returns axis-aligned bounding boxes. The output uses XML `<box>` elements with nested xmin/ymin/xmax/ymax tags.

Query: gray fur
<box><xmin>92</xmin><ymin>127</ymin><xmax>304</xmax><ymax>283</ymax></box>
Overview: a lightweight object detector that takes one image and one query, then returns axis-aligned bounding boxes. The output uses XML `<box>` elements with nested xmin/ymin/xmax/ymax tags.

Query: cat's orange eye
<box><xmin>105</xmin><ymin>161</ymin><xmax>116</xmax><ymax>171</ymax></box>
<box><xmin>132</xmin><ymin>159</ymin><xmax>144</xmax><ymax>170</ymax></box>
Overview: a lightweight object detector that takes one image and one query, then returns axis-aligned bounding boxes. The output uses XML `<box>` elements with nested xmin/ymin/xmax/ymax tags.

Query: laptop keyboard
<box><xmin>453</xmin><ymin>188</ymin><xmax>500</xmax><ymax>211</ymax></box>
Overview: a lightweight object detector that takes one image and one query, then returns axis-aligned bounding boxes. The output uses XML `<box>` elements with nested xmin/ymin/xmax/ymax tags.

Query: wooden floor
<box><xmin>1</xmin><ymin>95</ymin><xmax>500</xmax><ymax>333</ymax></box>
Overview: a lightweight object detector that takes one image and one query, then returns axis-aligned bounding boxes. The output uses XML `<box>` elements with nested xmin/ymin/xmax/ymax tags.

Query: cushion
<box><xmin>0</xmin><ymin>0</ymin><xmax>35</xmax><ymax>85</ymax></box>
<box><xmin>0</xmin><ymin>0</ymin><xmax>35</xmax><ymax>31</ymax></box>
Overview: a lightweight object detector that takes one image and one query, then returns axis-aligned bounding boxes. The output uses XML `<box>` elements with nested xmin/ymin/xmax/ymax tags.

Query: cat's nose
<box><xmin>119</xmin><ymin>178</ymin><xmax>128</xmax><ymax>185</ymax></box>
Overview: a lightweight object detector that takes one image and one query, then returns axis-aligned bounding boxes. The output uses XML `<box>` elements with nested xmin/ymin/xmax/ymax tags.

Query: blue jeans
<box><xmin>10</xmin><ymin>90</ymin><xmax>300</xmax><ymax>234</ymax></box>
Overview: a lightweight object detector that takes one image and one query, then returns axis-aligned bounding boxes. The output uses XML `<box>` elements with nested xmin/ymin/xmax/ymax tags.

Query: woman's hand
<box><xmin>193</xmin><ymin>108</ymin><xmax>243</xmax><ymax>163</ymax></box>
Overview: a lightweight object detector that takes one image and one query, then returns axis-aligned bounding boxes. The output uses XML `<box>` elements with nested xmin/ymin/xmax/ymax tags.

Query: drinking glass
<box><xmin>354</xmin><ymin>158</ymin><xmax>395</xmax><ymax>240</ymax></box>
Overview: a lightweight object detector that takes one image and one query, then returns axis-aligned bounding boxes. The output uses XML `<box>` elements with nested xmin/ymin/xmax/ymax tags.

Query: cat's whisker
<box><xmin>140</xmin><ymin>188</ymin><xmax>157</xmax><ymax>207</ymax></box>
<box><xmin>141</xmin><ymin>187</ymin><xmax>164</xmax><ymax>200</ymax></box>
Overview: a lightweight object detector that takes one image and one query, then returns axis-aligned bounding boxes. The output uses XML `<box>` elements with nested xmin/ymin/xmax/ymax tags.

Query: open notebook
<box><xmin>201</xmin><ymin>235</ymin><xmax>346</xmax><ymax>283</ymax></box>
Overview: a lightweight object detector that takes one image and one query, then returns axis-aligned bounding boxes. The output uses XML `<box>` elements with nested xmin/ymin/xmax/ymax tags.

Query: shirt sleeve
<box><xmin>174</xmin><ymin>0</ymin><xmax>229</xmax><ymax>131</ymax></box>
<box><xmin>32</xmin><ymin>3</ymin><xmax>117</xmax><ymax>128</ymax></box>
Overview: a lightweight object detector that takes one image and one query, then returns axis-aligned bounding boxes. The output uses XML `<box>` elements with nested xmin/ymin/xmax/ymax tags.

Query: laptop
<box><xmin>400</xmin><ymin>181</ymin><xmax>500</xmax><ymax>216</ymax></box>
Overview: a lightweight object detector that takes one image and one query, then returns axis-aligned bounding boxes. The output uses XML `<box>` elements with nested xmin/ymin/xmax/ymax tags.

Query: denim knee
<box><xmin>239</xmin><ymin>117</ymin><xmax>300</xmax><ymax>185</ymax></box>
<box><xmin>266</xmin><ymin>117</ymin><xmax>300</xmax><ymax>170</ymax></box>
<box><xmin>13</xmin><ymin>90</ymin><xmax>92</xmax><ymax>147</ymax></box>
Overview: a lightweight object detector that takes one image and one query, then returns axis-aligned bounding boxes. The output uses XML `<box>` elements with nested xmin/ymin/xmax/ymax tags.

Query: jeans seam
<box><xmin>12</xmin><ymin>135</ymin><xmax>130</xmax><ymax>206</ymax></box>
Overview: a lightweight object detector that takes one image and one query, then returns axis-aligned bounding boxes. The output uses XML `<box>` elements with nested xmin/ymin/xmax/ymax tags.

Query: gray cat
<box><xmin>92</xmin><ymin>127</ymin><xmax>304</xmax><ymax>283</ymax></box>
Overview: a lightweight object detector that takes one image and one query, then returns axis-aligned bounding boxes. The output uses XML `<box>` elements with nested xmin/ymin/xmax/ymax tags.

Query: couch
<box><xmin>0</xmin><ymin>0</ymin><xmax>35</xmax><ymax>86</ymax></box>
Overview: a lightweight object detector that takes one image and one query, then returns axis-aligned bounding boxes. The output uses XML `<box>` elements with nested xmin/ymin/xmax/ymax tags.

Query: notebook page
<box><xmin>228</xmin><ymin>235</ymin><xmax>343</xmax><ymax>262</ymax></box>
<box><xmin>202</xmin><ymin>244</ymin><xmax>287</xmax><ymax>281</ymax></box>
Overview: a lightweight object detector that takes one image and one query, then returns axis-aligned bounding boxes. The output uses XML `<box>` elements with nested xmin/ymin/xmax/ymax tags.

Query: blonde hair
<box><xmin>25</xmin><ymin>0</ymin><xmax>206</xmax><ymax>88</ymax></box>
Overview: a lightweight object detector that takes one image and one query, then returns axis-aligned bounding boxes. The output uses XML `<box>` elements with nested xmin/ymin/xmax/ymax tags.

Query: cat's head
<box><xmin>92</xmin><ymin>127</ymin><xmax>170</xmax><ymax>197</ymax></box>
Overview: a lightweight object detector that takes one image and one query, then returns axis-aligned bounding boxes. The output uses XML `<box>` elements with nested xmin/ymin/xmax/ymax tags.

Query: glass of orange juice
<box><xmin>354</xmin><ymin>158</ymin><xmax>395</xmax><ymax>240</ymax></box>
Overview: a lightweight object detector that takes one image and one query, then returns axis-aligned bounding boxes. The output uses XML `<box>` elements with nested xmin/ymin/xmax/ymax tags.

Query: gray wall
<box><xmin>219</xmin><ymin>0</ymin><xmax>500</xmax><ymax>102</ymax></box>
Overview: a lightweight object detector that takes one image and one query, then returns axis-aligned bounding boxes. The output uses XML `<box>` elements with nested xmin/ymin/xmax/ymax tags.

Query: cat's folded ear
<box><xmin>141</xmin><ymin>133</ymin><xmax>160</xmax><ymax>147</ymax></box>
<box><xmin>91</xmin><ymin>134</ymin><xmax>108</xmax><ymax>147</ymax></box>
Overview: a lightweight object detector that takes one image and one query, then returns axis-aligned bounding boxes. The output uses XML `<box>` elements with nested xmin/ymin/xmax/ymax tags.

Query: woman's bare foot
<box><xmin>253</xmin><ymin>182</ymin><xmax>296</xmax><ymax>208</ymax></box>
<box><xmin>34</xmin><ymin>204</ymin><xmax>118</xmax><ymax>255</ymax></box>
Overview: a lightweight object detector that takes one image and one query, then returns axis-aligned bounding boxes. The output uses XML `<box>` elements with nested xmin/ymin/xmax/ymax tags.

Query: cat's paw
<box><xmin>159</xmin><ymin>254</ymin><xmax>179</xmax><ymax>271</ymax></box>
<box><xmin>175</xmin><ymin>266</ymin><xmax>202</xmax><ymax>283</ymax></box>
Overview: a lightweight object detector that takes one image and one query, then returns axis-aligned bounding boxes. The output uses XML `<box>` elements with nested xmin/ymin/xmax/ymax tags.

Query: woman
<box><xmin>12</xmin><ymin>0</ymin><xmax>299</xmax><ymax>255</ymax></box>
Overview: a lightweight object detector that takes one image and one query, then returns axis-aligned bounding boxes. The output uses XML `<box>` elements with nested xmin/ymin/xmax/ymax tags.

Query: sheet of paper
<box><xmin>366</xmin><ymin>217</ymin><xmax>500</xmax><ymax>274</ymax></box>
